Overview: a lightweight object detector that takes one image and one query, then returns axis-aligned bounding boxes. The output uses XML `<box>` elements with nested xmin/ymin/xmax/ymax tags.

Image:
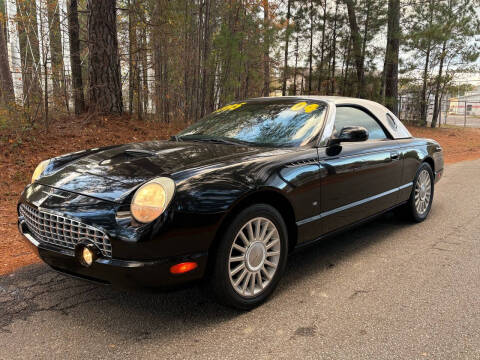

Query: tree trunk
<box><xmin>47</xmin><ymin>0</ymin><xmax>64</xmax><ymax>99</ymax></box>
<box><xmin>317</xmin><ymin>0</ymin><xmax>327</xmax><ymax>92</ymax></box>
<box><xmin>360</xmin><ymin>0</ymin><xmax>370</xmax><ymax>95</ymax></box>
<box><xmin>281</xmin><ymin>0</ymin><xmax>291</xmax><ymax>96</ymax></box>
<box><xmin>128</xmin><ymin>0</ymin><xmax>138</xmax><ymax>115</ymax></box>
<box><xmin>420</xmin><ymin>46</ymin><xmax>431</xmax><ymax>126</ymax></box>
<box><xmin>293</xmin><ymin>35</ymin><xmax>299</xmax><ymax>95</ymax></box>
<box><xmin>141</xmin><ymin>28</ymin><xmax>148</xmax><ymax>116</ymax></box>
<box><xmin>384</xmin><ymin>0</ymin><xmax>400</xmax><ymax>115</ymax></box>
<box><xmin>420</xmin><ymin>0</ymin><xmax>434</xmax><ymax>126</ymax></box>
<box><xmin>67</xmin><ymin>0</ymin><xmax>85</xmax><ymax>114</ymax></box>
<box><xmin>87</xmin><ymin>0</ymin><xmax>123</xmax><ymax>114</ymax></box>
<box><xmin>262</xmin><ymin>0</ymin><xmax>270</xmax><ymax>97</ymax></box>
<box><xmin>343</xmin><ymin>0</ymin><xmax>364</xmax><ymax>97</ymax></box>
<box><xmin>0</xmin><ymin>7</ymin><xmax>14</xmax><ymax>105</ymax></box>
<box><xmin>307</xmin><ymin>0</ymin><xmax>313</xmax><ymax>94</ymax></box>
<box><xmin>431</xmin><ymin>39</ymin><xmax>447</xmax><ymax>128</ymax></box>
<box><xmin>152</xmin><ymin>1</ymin><xmax>169</xmax><ymax>122</ymax></box>
<box><xmin>342</xmin><ymin>35</ymin><xmax>352</xmax><ymax>96</ymax></box>
<box><xmin>200</xmin><ymin>0</ymin><xmax>212</xmax><ymax>116</ymax></box>
<box><xmin>16</xmin><ymin>0</ymin><xmax>42</xmax><ymax>112</ymax></box>
<box><xmin>329</xmin><ymin>1</ymin><xmax>339</xmax><ymax>95</ymax></box>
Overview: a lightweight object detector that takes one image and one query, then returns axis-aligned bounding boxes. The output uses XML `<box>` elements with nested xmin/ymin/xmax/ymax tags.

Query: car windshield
<box><xmin>176</xmin><ymin>99</ymin><xmax>327</xmax><ymax>147</ymax></box>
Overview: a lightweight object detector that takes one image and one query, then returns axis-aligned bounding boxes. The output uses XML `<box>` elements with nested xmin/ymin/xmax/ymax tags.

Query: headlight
<box><xmin>31</xmin><ymin>159</ymin><xmax>50</xmax><ymax>183</ymax></box>
<box><xmin>131</xmin><ymin>177</ymin><xmax>175</xmax><ymax>223</ymax></box>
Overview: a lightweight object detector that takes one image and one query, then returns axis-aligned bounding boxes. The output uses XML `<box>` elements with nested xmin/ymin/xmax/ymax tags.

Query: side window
<box><xmin>334</xmin><ymin>106</ymin><xmax>388</xmax><ymax>140</ymax></box>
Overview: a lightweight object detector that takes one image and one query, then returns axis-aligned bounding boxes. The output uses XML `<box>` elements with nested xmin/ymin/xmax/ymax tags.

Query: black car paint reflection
<box><xmin>17</xmin><ymin>97</ymin><xmax>444</xmax><ymax>289</ymax></box>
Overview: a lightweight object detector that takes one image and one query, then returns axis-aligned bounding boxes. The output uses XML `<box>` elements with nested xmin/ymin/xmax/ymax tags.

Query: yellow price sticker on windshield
<box><xmin>215</xmin><ymin>102</ymin><xmax>246</xmax><ymax>113</ymax></box>
<box><xmin>290</xmin><ymin>102</ymin><xmax>307</xmax><ymax>111</ymax></box>
<box><xmin>290</xmin><ymin>102</ymin><xmax>319</xmax><ymax>113</ymax></box>
<box><xmin>304</xmin><ymin>104</ymin><xmax>319</xmax><ymax>113</ymax></box>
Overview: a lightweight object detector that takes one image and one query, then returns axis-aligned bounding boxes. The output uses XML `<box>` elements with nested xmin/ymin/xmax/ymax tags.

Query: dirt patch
<box><xmin>1</xmin><ymin>119</ymin><xmax>479</xmax><ymax>275</ymax></box>
<box><xmin>408</xmin><ymin>126</ymin><xmax>480</xmax><ymax>164</ymax></box>
<box><xmin>1</xmin><ymin>116</ymin><xmax>179</xmax><ymax>275</ymax></box>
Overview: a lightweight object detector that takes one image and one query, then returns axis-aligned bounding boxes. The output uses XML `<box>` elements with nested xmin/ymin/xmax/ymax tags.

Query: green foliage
<box><xmin>0</xmin><ymin>0</ymin><xmax>479</xmax><ymax>128</ymax></box>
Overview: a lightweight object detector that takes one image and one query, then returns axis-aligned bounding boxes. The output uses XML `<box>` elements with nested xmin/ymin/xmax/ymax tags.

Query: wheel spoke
<box><xmin>256</xmin><ymin>272</ymin><xmax>263</xmax><ymax>289</ymax></box>
<box><xmin>259</xmin><ymin>221</ymin><xmax>268</xmax><ymax>242</ymax></box>
<box><xmin>266</xmin><ymin>238</ymin><xmax>279</xmax><ymax>250</ymax></box>
<box><xmin>263</xmin><ymin>229</ymin><xmax>275</xmax><ymax>244</ymax></box>
<box><xmin>264</xmin><ymin>259</ymin><xmax>277</xmax><ymax>268</ymax></box>
<box><xmin>242</xmin><ymin>273</ymin><xmax>251</xmax><ymax>294</ymax></box>
<box><xmin>234</xmin><ymin>269</ymin><xmax>248</xmax><ymax>287</ymax></box>
<box><xmin>255</xmin><ymin>218</ymin><xmax>261</xmax><ymax>240</ymax></box>
<box><xmin>249</xmin><ymin>272</ymin><xmax>255</xmax><ymax>294</ymax></box>
<box><xmin>266</xmin><ymin>250</ymin><xmax>280</xmax><ymax>257</ymax></box>
<box><xmin>247</xmin><ymin>222</ymin><xmax>254</xmax><ymax>242</ymax></box>
<box><xmin>231</xmin><ymin>262</ymin><xmax>245</xmax><ymax>276</ymax></box>
<box><xmin>229</xmin><ymin>255</ymin><xmax>244</xmax><ymax>263</ymax></box>
<box><xmin>232</xmin><ymin>243</ymin><xmax>246</xmax><ymax>253</ymax></box>
<box><xmin>238</xmin><ymin>230</ymin><xmax>249</xmax><ymax>246</ymax></box>
<box><xmin>261</xmin><ymin>266</ymin><xmax>271</xmax><ymax>280</ymax></box>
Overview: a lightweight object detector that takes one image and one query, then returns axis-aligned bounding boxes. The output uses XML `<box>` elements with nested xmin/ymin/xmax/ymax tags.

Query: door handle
<box><xmin>390</xmin><ymin>151</ymin><xmax>400</xmax><ymax>160</ymax></box>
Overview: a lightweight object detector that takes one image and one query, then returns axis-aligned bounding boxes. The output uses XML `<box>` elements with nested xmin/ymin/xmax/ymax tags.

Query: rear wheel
<box><xmin>210</xmin><ymin>204</ymin><xmax>288</xmax><ymax>310</ymax></box>
<box><xmin>400</xmin><ymin>163</ymin><xmax>434</xmax><ymax>222</ymax></box>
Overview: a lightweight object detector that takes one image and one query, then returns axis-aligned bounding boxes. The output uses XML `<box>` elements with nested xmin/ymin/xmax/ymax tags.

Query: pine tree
<box><xmin>87</xmin><ymin>0</ymin><xmax>123</xmax><ymax>114</ymax></box>
<box><xmin>383</xmin><ymin>0</ymin><xmax>400</xmax><ymax>115</ymax></box>
<box><xmin>67</xmin><ymin>0</ymin><xmax>85</xmax><ymax>114</ymax></box>
<box><xmin>0</xmin><ymin>0</ymin><xmax>14</xmax><ymax>105</ymax></box>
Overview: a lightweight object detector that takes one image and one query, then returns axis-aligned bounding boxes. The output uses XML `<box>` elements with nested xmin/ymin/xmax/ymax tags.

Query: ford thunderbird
<box><xmin>18</xmin><ymin>96</ymin><xmax>444</xmax><ymax>309</ymax></box>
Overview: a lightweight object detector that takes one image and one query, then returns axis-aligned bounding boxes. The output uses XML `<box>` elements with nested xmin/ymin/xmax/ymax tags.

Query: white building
<box><xmin>449</xmin><ymin>86</ymin><xmax>480</xmax><ymax>116</ymax></box>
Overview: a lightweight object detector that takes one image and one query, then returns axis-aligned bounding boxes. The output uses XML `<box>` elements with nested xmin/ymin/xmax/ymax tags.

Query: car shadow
<box><xmin>0</xmin><ymin>211</ymin><xmax>414</xmax><ymax>337</ymax></box>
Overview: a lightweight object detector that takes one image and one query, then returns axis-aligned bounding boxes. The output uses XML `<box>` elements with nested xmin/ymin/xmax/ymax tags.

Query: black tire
<box><xmin>399</xmin><ymin>162</ymin><xmax>434</xmax><ymax>222</ymax></box>
<box><xmin>209</xmin><ymin>204</ymin><xmax>288</xmax><ymax>310</ymax></box>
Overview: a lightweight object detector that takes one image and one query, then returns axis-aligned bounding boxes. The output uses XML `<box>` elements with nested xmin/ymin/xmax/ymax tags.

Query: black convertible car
<box><xmin>18</xmin><ymin>96</ymin><xmax>443</xmax><ymax>309</ymax></box>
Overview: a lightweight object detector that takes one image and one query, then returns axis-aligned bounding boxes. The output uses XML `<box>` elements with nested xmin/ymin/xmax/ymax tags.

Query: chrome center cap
<box><xmin>245</xmin><ymin>241</ymin><xmax>266</xmax><ymax>271</ymax></box>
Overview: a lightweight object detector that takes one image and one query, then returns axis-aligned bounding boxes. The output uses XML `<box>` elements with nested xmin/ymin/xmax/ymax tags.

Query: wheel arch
<box><xmin>206</xmin><ymin>189</ymin><xmax>298</xmax><ymax>274</ymax></box>
<box><xmin>423</xmin><ymin>156</ymin><xmax>435</xmax><ymax>173</ymax></box>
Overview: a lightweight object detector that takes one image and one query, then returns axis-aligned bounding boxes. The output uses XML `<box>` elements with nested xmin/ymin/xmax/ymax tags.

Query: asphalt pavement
<box><xmin>1</xmin><ymin>159</ymin><xmax>479</xmax><ymax>360</ymax></box>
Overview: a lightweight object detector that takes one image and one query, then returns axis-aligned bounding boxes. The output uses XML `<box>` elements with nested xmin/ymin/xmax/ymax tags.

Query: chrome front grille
<box><xmin>19</xmin><ymin>203</ymin><xmax>112</xmax><ymax>258</ymax></box>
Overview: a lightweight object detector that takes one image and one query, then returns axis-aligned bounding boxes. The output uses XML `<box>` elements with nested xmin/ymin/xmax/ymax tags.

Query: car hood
<box><xmin>37</xmin><ymin>140</ymin><xmax>263</xmax><ymax>203</ymax></box>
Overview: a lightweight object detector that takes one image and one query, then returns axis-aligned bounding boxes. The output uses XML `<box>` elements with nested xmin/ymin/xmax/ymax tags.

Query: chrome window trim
<box><xmin>316</xmin><ymin>100</ymin><xmax>337</xmax><ymax>147</ymax></box>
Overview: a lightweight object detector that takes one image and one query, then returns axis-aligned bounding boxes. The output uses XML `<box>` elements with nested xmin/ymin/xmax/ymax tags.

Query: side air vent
<box><xmin>285</xmin><ymin>159</ymin><xmax>318</xmax><ymax>168</ymax></box>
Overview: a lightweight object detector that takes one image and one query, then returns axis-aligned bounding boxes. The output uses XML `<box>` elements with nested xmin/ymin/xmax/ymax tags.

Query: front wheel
<box><xmin>209</xmin><ymin>204</ymin><xmax>288</xmax><ymax>310</ymax></box>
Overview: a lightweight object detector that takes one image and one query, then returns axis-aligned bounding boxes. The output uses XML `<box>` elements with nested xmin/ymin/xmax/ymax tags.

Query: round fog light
<box><xmin>81</xmin><ymin>247</ymin><xmax>94</xmax><ymax>267</ymax></box>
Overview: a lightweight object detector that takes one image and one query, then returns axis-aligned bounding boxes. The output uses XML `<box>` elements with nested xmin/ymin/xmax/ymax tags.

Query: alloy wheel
<box><xmin>228</xmin><ymin>217</ymin><xmax>281</xmax><ymax>297</ymax></box>
<box><xmin>414</xmin><ymin>169</ymin><xmax>432</xmax><ymax>215</ymax></box>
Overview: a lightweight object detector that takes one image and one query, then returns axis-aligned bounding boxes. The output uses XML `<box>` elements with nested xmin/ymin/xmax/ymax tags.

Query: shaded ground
<box><xmin>0</xmin><ymin>160</ymin><xmax>479</xmax><ymax>359</ymax></box>
<box><xmin>0</xmin><ymin>118</ymin><xmax>479</xmax><ymax>275</ymax></box>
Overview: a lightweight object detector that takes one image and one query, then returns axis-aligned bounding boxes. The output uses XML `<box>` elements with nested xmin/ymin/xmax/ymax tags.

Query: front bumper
<box><xmin>18</xmin><ymin>218</ymin><xmax>208</xmax><ymax>290</ymax></box>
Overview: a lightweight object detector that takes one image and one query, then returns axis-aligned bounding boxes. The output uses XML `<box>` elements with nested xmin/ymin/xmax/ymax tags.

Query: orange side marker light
<box><xmin>170</xmin><ymin>262</ymin><xmax>198</xmax><ymax>274</ymax></box>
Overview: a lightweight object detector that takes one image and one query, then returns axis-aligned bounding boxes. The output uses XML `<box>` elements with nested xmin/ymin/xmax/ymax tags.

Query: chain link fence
<box><xmin>398</xmin><ymin>96</ymin><xmax>480</xmax><ymax>128</ymax></box>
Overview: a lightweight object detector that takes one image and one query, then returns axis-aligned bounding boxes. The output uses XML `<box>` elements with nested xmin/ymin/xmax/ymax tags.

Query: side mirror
<box><xmin>329</xmin><ymin>126</ymin><xmax>369</xmax><ymax>146</ymax></box>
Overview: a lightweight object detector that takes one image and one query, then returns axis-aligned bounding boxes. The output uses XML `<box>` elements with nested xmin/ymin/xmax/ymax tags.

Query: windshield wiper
<box><xmin>177</xmin><ymin>135</ymin><xmax>247</xmax><ymax>146</ymax></box>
